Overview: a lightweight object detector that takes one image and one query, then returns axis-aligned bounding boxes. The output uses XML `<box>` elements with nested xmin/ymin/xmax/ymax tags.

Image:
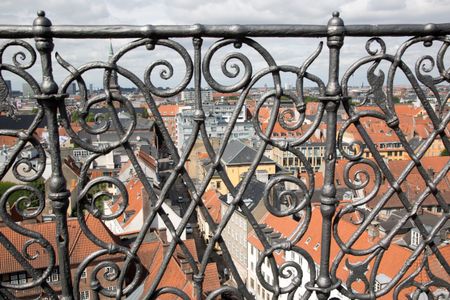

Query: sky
<box><xmin>0</xmin><ymin>0</ymin><xmax>449</xmax><ymax>91</ymax></box>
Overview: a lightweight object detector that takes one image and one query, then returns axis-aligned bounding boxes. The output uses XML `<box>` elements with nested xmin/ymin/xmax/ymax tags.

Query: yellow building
<box><xmin>361</xmin><ymin>133</ymin><xmax>408</xmax><ymax>160</ymax></box>
<box><xmin>423</xmin><ymin>138</ymin><xmax>446</xmax><ymax>157</ymax></box>
<box><xmin>208</xmin><ymin>140</ymin><xmax>277</xmax><ymax>195</ymax></box>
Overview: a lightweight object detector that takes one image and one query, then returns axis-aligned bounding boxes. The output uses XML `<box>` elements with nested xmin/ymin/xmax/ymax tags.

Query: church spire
<box><xmin>107</xmin><ymin>40</ymin><xmax>120</xmax><ymax>97</ymax></box>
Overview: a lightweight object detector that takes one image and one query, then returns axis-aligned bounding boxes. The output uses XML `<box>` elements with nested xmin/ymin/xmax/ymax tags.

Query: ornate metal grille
<box><xmin>0</xmin><ymin>10</ymin><xmax>449</xmax><ymax>300</ymax></box>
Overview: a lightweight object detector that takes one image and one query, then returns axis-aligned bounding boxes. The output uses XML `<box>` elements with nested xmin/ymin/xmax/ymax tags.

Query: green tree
<box><xmin>86</xmin><ymin>183</ymin><xmax>109</xmax><ymax>215</ymax></box>
<box><xmin>0</xmin><ymin>178</ymin><xmax>45</xmax><ymax>211</ymax></box>
<box><xmin>71</xmin><ymin>110</ymin><xmax>80</xmax><ymax>122</ymax></box>
<box><xmin>441</xmin><ymin>148</ymin><xmax>449</xmax><ymax>156</ymax></box>
<box><xmin>141</xmin><ymin>109</ymin><xmax>149</xmax><ymax>119</ymax></box>
<box><xmin>304</xmin><ymin>96</ymin><xmax>318</xmax><ymax>103</ymax></box>
<box><xmin>71</xmin><ymin>111</ymin><xmax>97</xmax><ymax>123</ymax></box>
<box><xmin>86</xmin><ymin>112</ymin><xmax>95</xmax><ymax>122</ymax></box>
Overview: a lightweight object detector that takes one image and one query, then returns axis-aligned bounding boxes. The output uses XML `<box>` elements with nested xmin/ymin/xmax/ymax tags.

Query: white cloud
<box><xmin>0</xmin><ymin>0</ymin><xmax>448</xmax><ymax>90</ymax></box>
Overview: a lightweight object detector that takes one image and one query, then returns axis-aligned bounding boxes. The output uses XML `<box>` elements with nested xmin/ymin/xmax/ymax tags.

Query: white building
<box><xmin>176</xmin><ymin>103</ymin><xmax>253</xmax><ymax>152</ymax></box>
<box><xmin>180</xmin><ymin>89</ymin><xmax>213</xmax><ymax>104</ymax></box>
<box><xmin>246</xmin><ymin>208</ymin><xmax>348</xmax><ymax>300</ymax></box>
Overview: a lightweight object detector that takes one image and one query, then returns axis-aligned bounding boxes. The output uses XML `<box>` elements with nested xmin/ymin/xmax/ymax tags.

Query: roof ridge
<box><xmin>68</xmin><ymin>215</ymin><xmax>88</xmax><ymax>257</ymax></box>
<box><xmin>148</xmin><ymin>242</ymin><xmax>163</xmax><ymax>272</ymax></box>
<box><xmin>223</xmin><ymin>140</ymin><xmax>246</xmax><ymax>164</ymax></box>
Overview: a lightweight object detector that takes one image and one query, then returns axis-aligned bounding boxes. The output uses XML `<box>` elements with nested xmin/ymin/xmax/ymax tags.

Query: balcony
<box><xmin>0</xmin><ymin>10</ymin><xmax>449</xmax><ymax>300</ymax></box>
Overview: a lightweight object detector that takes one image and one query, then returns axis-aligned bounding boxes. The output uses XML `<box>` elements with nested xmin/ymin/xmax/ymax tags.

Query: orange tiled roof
<box><xmin>0</xmin><ymin>215</ymin><xmax>121</xmax><ymax>275</ymax></box>
<box><xmin>111</xmin><ymin>176</ymin><xmax>145</xmax><ymax>229</ymax></box>
<box><xmin>394</xmin><ymin>104</ymin><xmax>423</xmax><ymax>117</ymax></box>
<box><xmin>158</xmin><ymin>104</ymin><xmax>179</xmax><ymax>117</ymax></box>
<box><xmin>248</xmin><ymin>207</ymin><xmax>421</xmax><ymax>299</ymax></box>
<box><xmin>141</xmin><ymin>243</ymin><xmax>198</xmax><ymax>299</ymax></box>
<box><xmin>137</xmin><ymin>150</ymin><xmax>157</xmax><ymax>169</ymax></box>
<box><xmin>212</xmin><ymin>92</ymin><xmax>240</xmax><ymax>99</ymax></box>
<box><xmin>197</xmin><ymin>152</ymin><xmax>209</xmax><ymax>160</ymax></box>
<box><xmin>89</xmin><ymin>169</ymin><xmax>103</xmax><ymax>179</ymax></box>
<box><xmin>202</xmin><ymin>189</ymin><xmax>222</xmax><ymax>224</ymax></box>
<box><xmin>203</xmin><ymin>262</ymin><xmax>221</xmax><ymax>294</ymax></box>
<box><xmin>0</xmin><ymin>135</ymin><xmax>17</xmax><ymax>146</ymax></box>
<box><xmin>333</xmin><ymin>156</ymin><xmax>450</xmax><ymax>208</ymax></box>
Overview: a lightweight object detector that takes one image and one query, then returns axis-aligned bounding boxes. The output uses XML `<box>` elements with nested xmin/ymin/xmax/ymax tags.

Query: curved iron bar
<box><xmin>332</xmin><ymin>35</ymin><xmax>450</xmax><ymax>299</ymax></box>
<box><xmin>0</xmin><ymin>10</ymin><xmax>448</xmax><ymax>300</ymax></box>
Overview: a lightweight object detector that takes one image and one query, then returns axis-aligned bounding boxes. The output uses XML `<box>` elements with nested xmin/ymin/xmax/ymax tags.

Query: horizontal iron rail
<box><xmin>0</xmin><ymin>23</ymin><xmax>449</xmax><ymax>39</ymax></box>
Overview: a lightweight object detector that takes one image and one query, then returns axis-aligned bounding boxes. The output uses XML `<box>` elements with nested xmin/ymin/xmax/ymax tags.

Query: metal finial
<box><xmin>108</xmin><ymin>39</ymin><xmax>114</xmax><ymax>57</ymax></box>
<box><xmin>33</xmin><ymin>10</ymin><xmax>51</xmax><ymax>26</ymax></box>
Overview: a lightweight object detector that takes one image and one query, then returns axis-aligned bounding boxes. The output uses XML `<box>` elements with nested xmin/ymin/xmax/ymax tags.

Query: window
<box><xmin>51</xmin><ymin>268</ymin><xmax>59</xmax><ymax>282</ymax></box>
<box><xmin>411</xmin><ymin>230</ymin><xmax>421</xmax><ymax>247</ymax></box>
<box><xmin>105</xmin><ymin>267</ymin><xmax>116</xmax><ymax>280</ymax></box>
<box><xmin>81</xmin><ymin>269</ymin><xmax>87</xmax><ymax>279</ymax></box>
<box><xmin>18</xmin><ymin>273</ymin><xmax>26</xmax><ymax>284</ymax></box>
<box><xmin>107</xmin><ymin>286</ymin><xmax>117</xmax><ymax>292</ymax></box>
<box><xmin>313</xmin><ymin>243</ymin><xmax>320</xmax><ymax>250</ymax></box>
<box><xmin>305</xmin><ymin>237</ymin><xmax>311</xmax><ymax>244</ymax></box>
<box><xmin>374</xmin><ymin>281</ymin><xmax>382</xmax><ymax>292</ymax></box>
<box><xmin>80</xmin><ymin>290</ymin><xmax>90</xmax><ymax>300</ymax></box>
<box><xmin>10</xmin><ymin>274</ymin><xmax>18</xmax><ymax>285</ymax></box>
<box><xmin>46</xmin><ymin>268</ymin><xmax>59</xmax><ymax>283</ymax></box>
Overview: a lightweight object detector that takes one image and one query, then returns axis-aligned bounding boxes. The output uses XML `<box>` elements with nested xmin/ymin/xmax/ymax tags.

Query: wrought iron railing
<box><xmin>0</xmin><ymin>10</ymin><xmax>449</xmax><ymax>300</ymax></box>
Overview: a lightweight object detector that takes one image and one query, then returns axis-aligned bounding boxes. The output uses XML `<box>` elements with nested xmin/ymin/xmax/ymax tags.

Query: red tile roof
<box><xmin>203</xmin><ymin>263</ymin><xmax>221</xmax><ymax>294</ymax></box>
<box><xmin>141</xmin><ymin>238</ymin><xmax>220</xmax><ymax>299</ymax></box>
<box><xmin>0</xmin><ymin>215</ymin><xmax>121</xmax><ymax>275</ymax></box>
<box><xmin>202</xmin><ymin>189</ymin><xmax>222</xmax><ymax>224</ymax></box>
<box><xmin>0</xmin><ymin>135</ymin><xmax>17</xmax><ymax>146</ymax></box>
<box><xmin>158</xmin><ymin>104</ymin><xmax>179</xmax><ymax>117</ymax></box>
<box><xmin>111</xmin><ymin>176</ymin><xmax>145</xmax><ymax>229</ymax></box>
<box><xmin>248</xmin><ymin>207</ymin><xmax>426</xmax><ymax>299</ymax></box>
<box><xmin>137</xmin><ymin>150</ymin><xmax>157</xmax><ymax>169</ymax></box>
<box><xmin>333</xmin><ymin>156</ymin><xmax>450</xmax><ymax>209</ymax></box>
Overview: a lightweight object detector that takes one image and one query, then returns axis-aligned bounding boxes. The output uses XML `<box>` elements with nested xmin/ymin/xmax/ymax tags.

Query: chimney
<box><xmin>180</xmin><ymin>259</ymin><xmax>194</xmax><ymax>281</ymax></box>
<box><xmin>368</xmin><ymin>220</ymin><xmax>380</xmax><ymax>242</ymax></box>
<box><xmin>255</xmin><ymin>170</ymin><xmax>268</xmax><ymax>183</ymax></box>
<box><xmin>159</xmin><ymin>228</ymin><xmax>168</xmax><ymax>245</ymax></box>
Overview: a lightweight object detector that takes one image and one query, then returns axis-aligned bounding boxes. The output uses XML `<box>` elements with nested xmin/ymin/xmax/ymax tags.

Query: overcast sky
<box><xmin>0</xmin><ymin>0</ymin><xmax>449</xmax><ymax>91</ymax></box>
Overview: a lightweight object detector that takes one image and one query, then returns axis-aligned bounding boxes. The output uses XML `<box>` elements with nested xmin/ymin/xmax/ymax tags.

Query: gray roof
<box><xmin>0</xmin><ymin>114</ymin><xmax>47</xmax><ymax>130</ymax></box>
<box><xmin>380</xmin><ymin>209</ymin><xmax>450</xmax><ymax>233</ymax></box>
<box><xmin>376</xmin><ymin>274</ymin><xmax>391</xmax><ymax>284</ymax></box>
<box><xmin>220</xmin><ymin>177</ymin><xmax>266</xmax><ymax>212</ymax></box>
<box><xmin>238</xmin><ymin>178</ymin><xmax>265</xmax><ymax>205</ymax></box>
<box><xmin>221</xmin><ymin>140</ymin><xmax>274</xmax><ymax>166</ymax></box>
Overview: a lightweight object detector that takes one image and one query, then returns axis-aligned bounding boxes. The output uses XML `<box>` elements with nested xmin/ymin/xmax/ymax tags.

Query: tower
<box><xmin>107</xmin><ymin>40</ymin><xmax>121</xmax><ymax>97</ymax></box>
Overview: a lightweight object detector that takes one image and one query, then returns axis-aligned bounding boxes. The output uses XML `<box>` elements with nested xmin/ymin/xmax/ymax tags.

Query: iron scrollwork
<box><xmin>0</xmin><ymin>10</ymin><xmax>448</xmax><ymax>300</ymax></box>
